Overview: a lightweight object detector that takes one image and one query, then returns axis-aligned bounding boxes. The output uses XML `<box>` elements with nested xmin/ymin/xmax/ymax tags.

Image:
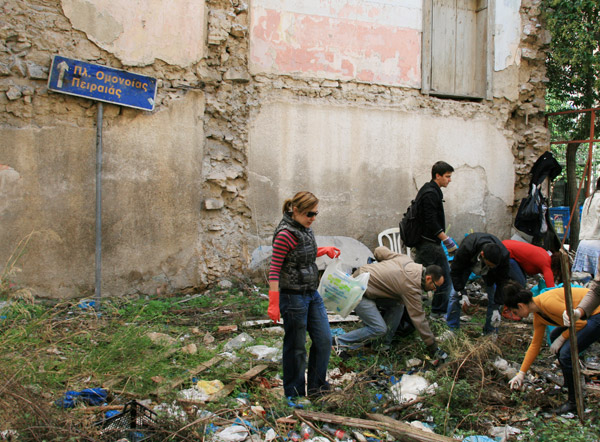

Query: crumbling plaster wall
<box><xmin>0</xmin><ymin>0</ymin><xmax>251</xmax><ymax>298</ymax></box>
<box><xmin>247</xmin><ymin>0</ymin><xmax>551</xmax><ymax>249</ymax></box>
<box><xmin>0</xmin><ymin>0</ymin><xmax>550</xmax><ymax>298</ymax></box>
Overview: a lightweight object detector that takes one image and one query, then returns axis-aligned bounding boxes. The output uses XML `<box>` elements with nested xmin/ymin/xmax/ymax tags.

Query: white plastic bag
<box><xmin>318</xmin><ymin>259</ymin><xmax>369</xmax><ymax>317</ymax></box>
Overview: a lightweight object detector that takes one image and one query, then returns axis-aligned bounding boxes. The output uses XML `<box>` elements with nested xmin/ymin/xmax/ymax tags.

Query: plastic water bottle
<box><xmin>288</xmin><ymin>431</ymin><xmax>302</xmax><ymax>442</ymax></box>
<box><xmin>322</xmin><ymin>424</ymin><xmax>351</xmax><ymax>441</ymax></box>
<box><xmin>300</xmin><ymin>423</ymin><xmax>314</xmax><ymax>439</ymax></box>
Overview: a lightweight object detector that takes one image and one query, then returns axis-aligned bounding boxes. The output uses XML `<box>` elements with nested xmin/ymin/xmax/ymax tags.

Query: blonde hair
<box><xmin>282</xmin><ymin>191</ymin><xmax>319</xmax><ymax>215</ymax></box>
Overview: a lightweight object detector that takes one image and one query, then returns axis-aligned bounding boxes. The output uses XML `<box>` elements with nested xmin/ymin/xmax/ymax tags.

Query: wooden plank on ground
<box><xmin>155</xmin><ymin>355</ymin><xmax>223</xmax><ymax>396</ymax></box>
<box><xmin>296</xmin><ymin>410</ymin><xmax>385</xmax><ymax>431</ymax></box>
<box><xmin>208</xmin><ymin>364</ymin><xmax>268</xmax><ymax>401</ymax></box>
<box><xmin>587</xmin><ymin>384</ymin><xmax>600</xmax><ymax>396</ymax></box>
<box><xmin>367</xmin><ymin>413</ymin><xmax>456</xmax><ymax>442</ymax></box>
<box><xmin>295</xmin><ymin>410</ymin><xmax>455</xmax><ymax>442</ymax></box>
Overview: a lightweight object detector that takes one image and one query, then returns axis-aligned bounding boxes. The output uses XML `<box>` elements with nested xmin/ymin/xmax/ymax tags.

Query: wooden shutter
<box><xmin>423</xmin><ymin>0</ymin><xmax>491</xmax><ymax>99</ymax></box>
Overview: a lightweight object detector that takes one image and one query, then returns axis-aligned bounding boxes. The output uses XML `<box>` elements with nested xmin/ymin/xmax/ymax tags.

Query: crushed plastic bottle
<box><xmin>322</xmin><ymin>424</ymin><xmax>352</xmax><ymax>441</ymax></box>
<box><xmin>288</xmin><ymin>431</ymin><xmax>302</xmax><ymax>442</ymax></box>
<box><xmin>300</xmin><ymin>423</ymin><xmax>314</xmax><ymax>440</ymax></box>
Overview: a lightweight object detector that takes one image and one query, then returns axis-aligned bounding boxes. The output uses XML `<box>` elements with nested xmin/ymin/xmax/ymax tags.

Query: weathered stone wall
<box><xmin>246</xmin><ymin>0</ymin><xmax>551</xmax><ymax>249</ymax></box>
<box><xmin>0</xmin><ymin>0</ymin><xmax>550</xmax><ymax>299</ymax></box>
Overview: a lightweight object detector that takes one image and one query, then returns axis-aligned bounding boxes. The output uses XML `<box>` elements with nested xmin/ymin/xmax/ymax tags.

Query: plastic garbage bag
<box><xmin>318</xmin><ymin>258</ymin><xmax>369</xmax><ymax>317</ymax></box>
<box><xmin>246</xmin><ymin>345</ymin><xmax>281</xmax><ymax>362</ymax></box>
<box><xmin>55</xmin><ymin>387</ymin><xmax>107</xmax><ymax>408</ymax></box>
<box><xmin>389</xmin><ymin>374</ymin><xmax>432</xmax><ymax>404</ymax></box>
<box><xmin>197</xmin><ymin>379</ymin><xmax>224</xmax><ymax>395</ymax></box>
<box><xmin>214</xmin><ymin>425</ymin><xmax>248</xmax><ymax>442</ymax></box>
<box><xmin>490</xmin><ymin>425</ymin><xmax>521</xmax><ymax>441</ymax></box>
<box><xmin>223</xmin><ymin>333</ymin><xmax>255</xmax><ymax>351</ymax></box>
<box><xmin>264</xmin><ymin>428</ymin><xmax>277</xmax><ymax>441</ymax></box>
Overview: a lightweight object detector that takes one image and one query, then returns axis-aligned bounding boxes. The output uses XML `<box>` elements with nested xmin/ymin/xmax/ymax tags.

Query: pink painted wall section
<box><xmin>250</xmin><ymin>7</ymin><xmax>421</xmax><ymax>87</ymax></box>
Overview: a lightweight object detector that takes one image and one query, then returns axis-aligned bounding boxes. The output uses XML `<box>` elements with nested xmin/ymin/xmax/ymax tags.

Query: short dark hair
<box><xmin>425</xmin><ymin>264</ymin><xmax>444</xmax><ymax>282</ymax></box>
<box><xmin>503</xmin><ymin>281</ymin><xmax>533</xmax><ymax>308</ymax></box>
<box><xmin>481</xmin><ymin>243</ymin><xmax>503</xmax><ymax>266</ymax></box>
<box><xmin>431</xmin><ymin>161</ymin><xmax>454</xmax><ymax>180</ymax></box>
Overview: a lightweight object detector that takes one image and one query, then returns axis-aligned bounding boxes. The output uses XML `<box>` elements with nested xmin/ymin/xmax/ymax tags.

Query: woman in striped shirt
<box><xmin>268</xmin><ymin>191</ymin><xmax>340</xmax><ymax>398</ymax></box>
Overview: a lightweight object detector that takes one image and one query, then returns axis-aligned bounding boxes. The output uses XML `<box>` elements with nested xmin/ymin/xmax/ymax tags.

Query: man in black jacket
<box><xmin>413</xmin><ymin>161</ymin><xmax>458</xmax><ymax>316</ymax></box>
<box><xmin>446</xmin><ymin>233</ymin><xmax>510</xmax><ymax>334</ymax></box>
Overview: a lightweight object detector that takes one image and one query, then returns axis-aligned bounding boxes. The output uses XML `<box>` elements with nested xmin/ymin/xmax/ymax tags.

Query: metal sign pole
<box><xmin>95</xmin><ymin>102</ymin><xmax>103</xmax><ymax>308</ymax></box>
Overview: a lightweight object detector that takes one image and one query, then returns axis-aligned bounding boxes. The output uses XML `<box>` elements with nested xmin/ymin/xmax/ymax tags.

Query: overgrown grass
<box><xmin>1</xmin><ymin>280</ymin><xmax>600</xmax><ymax>441</ymax></box>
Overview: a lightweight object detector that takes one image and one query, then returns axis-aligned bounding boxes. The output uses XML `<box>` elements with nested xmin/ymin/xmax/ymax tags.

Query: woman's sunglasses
<box><xmin>306</xmin><ymin>211</ymin><xmax>319</xmax><ymax>218</ymax></box>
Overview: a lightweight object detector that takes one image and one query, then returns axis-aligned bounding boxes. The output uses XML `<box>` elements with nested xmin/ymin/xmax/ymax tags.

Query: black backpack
<box><xmin>399</xmin><ymin>198</ymin><xmax>422</xmax><ymax>248</ymax></box>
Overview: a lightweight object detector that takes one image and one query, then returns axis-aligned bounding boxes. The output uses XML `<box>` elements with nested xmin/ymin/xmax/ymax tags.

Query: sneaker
<box><xmin>332</xmin><ymin>336</ymin><xmax>351</xmax><ymax>360</ymax></box>
<box><xmin>332</xmin><ymin>335</ymin><xmax>341</xmax><ymax>351</ymax></box>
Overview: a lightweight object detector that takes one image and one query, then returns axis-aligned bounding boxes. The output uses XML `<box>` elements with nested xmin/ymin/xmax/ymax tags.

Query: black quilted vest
<box><xmin>273</xmin><ymin>213</ymin><xmax>319</xmax><ymax>292</ymax></box>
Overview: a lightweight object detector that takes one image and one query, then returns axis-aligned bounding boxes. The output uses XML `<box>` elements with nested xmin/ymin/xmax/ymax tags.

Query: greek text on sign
<box><xmin>48</xmin><ymin>55</ymin><xmax>157</xmax><ymax>111</ymax></box>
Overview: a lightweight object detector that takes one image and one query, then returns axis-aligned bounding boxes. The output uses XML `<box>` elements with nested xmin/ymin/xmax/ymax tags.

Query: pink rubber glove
<box><xmin>317</xmin><ymin>247</ymin><xmax>341</xmax><ymax>258</ymax></box>
<box><xmin>267</xmin><ymin>290</ymin><xmax>280</xmax><ymax>323</ymax></box>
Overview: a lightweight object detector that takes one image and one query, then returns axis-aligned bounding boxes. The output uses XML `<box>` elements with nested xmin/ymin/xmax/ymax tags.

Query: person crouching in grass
<box><xmin>503</xmin><ymin>282</ymin><xmax>600</xmax><ymax>414</ymax></box>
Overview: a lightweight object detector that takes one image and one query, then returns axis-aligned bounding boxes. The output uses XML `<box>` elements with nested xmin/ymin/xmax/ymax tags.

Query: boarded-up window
<box><xmin>422</xmin><ymin>0</ymin><xmax>492</xmax><ymax>99</ymax></box>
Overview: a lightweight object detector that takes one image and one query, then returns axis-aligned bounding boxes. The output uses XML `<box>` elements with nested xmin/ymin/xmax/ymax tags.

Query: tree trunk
<box><xmin>566</xmin><ymin>143</ymin><xmax>581</xmax><ymax>250</ymax></box>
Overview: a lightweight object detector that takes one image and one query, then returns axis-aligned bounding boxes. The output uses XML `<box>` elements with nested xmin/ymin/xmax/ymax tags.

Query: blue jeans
<box><xmin>446</xmin><ymin>282</ymin><xmax>501</xmax><ymax>333</ymax></box>
<box><xmin>414</xmin><ymin>242</ymin><xmax>453</xmax><ymax>314</ymax></box>
<box><xmin>336</xmin><ymin>297</ymin><xmax>404</xmax><ymax>349</ymax></box>
<box><xmin>508</xmin><ymin>259</ymin><xmax>527</xmax><ymax>287</ymax></box>
<box><xmin>280</xmin><ymin>290</ymin><xmax>332</xmax><ymax>398</ymax></box>
<box><xmin>552</xmin><ymin>313</ymin><xmax>600</xmax><ymax>369</ymax></box>
<box><xmin>550</xmin><ymin>313</ymin><xmax>600</xmax><ymax>402</ymax></box>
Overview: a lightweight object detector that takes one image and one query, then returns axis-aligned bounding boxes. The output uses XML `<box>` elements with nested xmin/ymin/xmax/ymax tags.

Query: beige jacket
<box><xmin>578</xmin><ymin>272</ymin><xmax>600</xmax><ymax>319</ymax></box>
<box><xmin>354</xmin><ymin>246</ymin><xmax>435</xmax><ymax>346</ymax></box>
<box><xmin>580</xmin><ymin>192</ymin><xmax>600</xmax><ymax>240</ymax></box>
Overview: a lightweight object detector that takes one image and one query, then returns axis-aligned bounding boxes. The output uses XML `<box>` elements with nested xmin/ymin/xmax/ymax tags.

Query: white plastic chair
<box><xmin>377</xmin><ymin>227</ymin><xmax>410</xmax><ymax>255</ymax></box>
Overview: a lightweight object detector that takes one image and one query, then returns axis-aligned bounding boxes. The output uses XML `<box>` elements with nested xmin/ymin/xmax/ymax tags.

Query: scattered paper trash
<box><xmin>406</xmin><ymin>358</ymin><xmax>422</xmax><ymax>368</ymax></box>
<box><xmin>178</xmin><ymin>387</ymin><xmax>208</xmax><ymax>402</ymax></box>
<box><xmin>196</xmin><ymin>379</ymin><xmax>225</xmax><ymax>398</ymax></box>
<box><xmin>463</xmin><ymin>436</ymin><xmax>496</xmax><ymax>442</ymax></box>
<box><xmin>224</xmin><ymin>333</ymin><xmax>255</xmax><ymax>351</ymax></box>
<box><xmin>390</xmin><ymin>374</ymin><xmax>433</xmax><ymax>404</ymax></box>
<box><xmin>264</xmin><ymin>428</ymin><xmax>277</xmax><ymax>441</ymax></box>
<box><xmin>214</xmin><ymin>424</ymin><xmax>249</xmax><ymax>442</ymax></box>
<box><xmin>246</xmin><ymin>345</ymin><xmax>281</xmax><ymax>362</ymax></box>
<box><xmin>490</xmin><ymin>425</ymin><xmax>521</xmax><ymax>441</ymax></box>
<box><xmin>154</xmin><ymin>401</ymin><xmax>187</xmax><ymax>421</ymax></box>
<box><xmin>493</xmin><ymin>357</ymin><xmax>518</xmax><ymax>378</ymax></box>
<box><xmin>328</xmin><ymin>367</ymin><xmax>358</xmax><ymax>386</ymax></box>
<box><xmin>177</xmin><ymin>379</ymin><xmax>224</xmax><ymax>402</ymax></box>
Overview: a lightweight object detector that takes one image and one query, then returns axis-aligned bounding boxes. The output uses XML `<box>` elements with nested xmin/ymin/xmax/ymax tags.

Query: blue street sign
<box><xmin>47</xmin><ymin>55</ymin><xmax>157</xmax><ymax>111</ymax></box>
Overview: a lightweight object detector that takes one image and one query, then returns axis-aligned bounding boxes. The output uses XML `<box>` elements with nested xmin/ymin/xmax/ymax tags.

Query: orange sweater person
<box><xmin>503</xmin><ymin>283</ymin><xmax>600</xmax><ymax>414</ymax></box>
